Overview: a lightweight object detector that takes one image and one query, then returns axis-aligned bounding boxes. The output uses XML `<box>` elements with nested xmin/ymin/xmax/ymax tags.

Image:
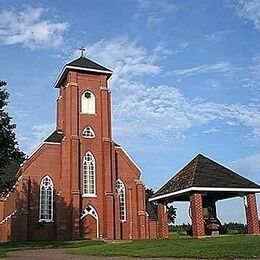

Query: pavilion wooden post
<box><xmin>190</xmin><ymin>193</ymin><xmax>205</xmax><ymax>237</ymax></box>
<box><xmin>245</xmin><ymin>194</ymin><xmax>260</xmax><ymax>235</ymax></box>
<box><xmin>157</xmin><ymin>202</ymin><xmax>169</xmax><ymax>238</ymax></box>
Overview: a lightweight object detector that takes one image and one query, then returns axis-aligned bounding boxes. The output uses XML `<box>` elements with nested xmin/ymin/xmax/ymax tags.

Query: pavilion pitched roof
<box><xmin>151</xmin><ymin>154</ymin><xmax>260</xmax><ymax>201</ymax></box>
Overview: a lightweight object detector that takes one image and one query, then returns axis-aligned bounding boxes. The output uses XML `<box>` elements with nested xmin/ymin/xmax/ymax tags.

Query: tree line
<box><xmin>0</xmin><ymin>80</ymin><xmax>24</xmax><ymax>193</ymax></box>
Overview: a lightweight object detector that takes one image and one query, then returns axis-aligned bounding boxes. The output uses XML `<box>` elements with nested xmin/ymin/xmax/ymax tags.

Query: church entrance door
<box><xmin>81</xmin><ymin>215</ymin><xmax>98</xmax><ymax>239</ymax></box>
<box><xmin>80</xmin><ymin>205</ymin><xmax>99</xmax><ymax>239</ymax></box>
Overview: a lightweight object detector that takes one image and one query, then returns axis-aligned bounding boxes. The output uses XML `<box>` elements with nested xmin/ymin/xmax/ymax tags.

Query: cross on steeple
<box><xmin>79</xmin><ymin>46</ymin><xmax>86</xmax><ymax>57</ymax></box>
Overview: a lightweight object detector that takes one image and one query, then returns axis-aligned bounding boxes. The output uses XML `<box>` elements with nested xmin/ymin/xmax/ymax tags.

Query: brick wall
<box><xmin>149</xmin><ymin>220</ymin><xmax>158</xmax><ymax>239</ymax></box>
<box><xmin>0</xmin><ymin>175</ymin><xmax>29</xmax><ymax>242</ymax></box>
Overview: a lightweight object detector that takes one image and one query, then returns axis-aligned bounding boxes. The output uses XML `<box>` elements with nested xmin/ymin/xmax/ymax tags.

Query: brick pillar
<box><xmin>128</xmin><ymin>187</ymin><xmax>133</xmax><ymax>240</ymax></box>
<box><xmin>145</xmin><ymin>213</ymin><xmax>149</xmax><ymax>239</ymax></box>
<box><xmin>136</xmin><ymin>180</ymin><xmax>147</xmax><ymax>239</ymax></box>
<box><xmin>72</xmin><ymin>191</ymin><xmax>80</xmax><ymax>239</ymax></box>
<box><xmin>190</xmin><ymin>193</ymin><xmax>205</xmax><ymax>237</ymax></box>
<box><xmin>105</xmin><ymin>193</ymin><xmax>114</xmax><ymax>239</ymax></box>
<box><xmin>71</xmin><ymin>136</ymin><xmax>80</xmax><ymax>240</ymax></box>
<box><xmin>245</xmin><ymin>194</ymin><xmax>259</xmax><ymax>235</ymax></box>
<box><xmin>100</xmin><ymin>80</ymin><xmax>114</xmax><ymax>239</ymax></box>
<box><xmin>157</xmin><ymin>202</ymin><xmax>169</xmax><ymax>238</ymax></box>
<box><xmin>138</xmin><ymin>212</ymin><xmax>146</xmax><ymax>239</ymax></box>
<box><xmin>17</xmin><ymin>175</ymin><xmax>30</xmax><ymax>241</ymax></box>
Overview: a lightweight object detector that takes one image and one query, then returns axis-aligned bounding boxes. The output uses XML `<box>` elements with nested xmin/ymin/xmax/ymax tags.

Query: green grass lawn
<box><xmin>0</xmin><ymin>240</ymin><xmax>102</xmax><ymax>258</ymax></box>
<box><xmin>68</xmin><ymin>235</ymin><xmax>260</xmax><ymax>259</ymax></box>
<box><xmin>0</xmin><ymin>235</ymin><xmax>259</xmax><ymax>259</ymax></box>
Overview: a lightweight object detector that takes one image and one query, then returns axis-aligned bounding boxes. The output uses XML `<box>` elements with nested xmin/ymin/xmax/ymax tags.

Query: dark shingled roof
<box><xmin>154</xmin><ymin>154</ymin><xmax>260</xmax><ymax>198</ymax></box>
<box><xmin>54</xmin><ymin>56</ymin><xmax>113</xmax><ymax>88</ymax></box>
<box><xmin>67</xmin><ymin>56</ymin><xmax>112</xmax><ymax>73</ymax></box>
<box><xmin>44</xmin><ymin>130</ymin><xmax>64</xmax><ymax>143</ymax></box>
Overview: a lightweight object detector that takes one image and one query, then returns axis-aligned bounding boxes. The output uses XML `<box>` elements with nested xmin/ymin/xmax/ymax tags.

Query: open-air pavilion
<box><xmin>150</xmin><ymin>154</ymin><xmax>260</xmax><ymax>238</ymax></box>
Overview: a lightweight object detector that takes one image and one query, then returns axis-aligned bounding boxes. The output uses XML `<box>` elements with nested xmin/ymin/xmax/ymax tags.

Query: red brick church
<box><xmin>1</xmin><ymin>52</ymin><xmax>260</xmax><ymax>242</ymax></box>
<box><xmin>0</xmin><ymin>53</ymin><xmax>158</xmax><ymax>241</ymax></box>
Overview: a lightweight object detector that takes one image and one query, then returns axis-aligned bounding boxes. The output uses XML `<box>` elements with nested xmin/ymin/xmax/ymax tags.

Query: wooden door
<box><xmin>81</xmin><ymin>215</ymin><xmax>97</xmax><ymax>239</ymax></box>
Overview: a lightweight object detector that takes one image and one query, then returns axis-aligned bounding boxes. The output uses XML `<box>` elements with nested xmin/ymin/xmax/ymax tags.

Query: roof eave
<box><xmin>149</xmin><ymin>186</ymin><xmax>260</xmax><ymax>202</ymax></box>
<box><xmin>54</xmin><ymin>65</ymin><xmax>113</xmax><ymax>88</ymax></box>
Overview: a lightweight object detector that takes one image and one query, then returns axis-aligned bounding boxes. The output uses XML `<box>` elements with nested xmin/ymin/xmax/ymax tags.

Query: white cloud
<box><xmin>0</xmin><ymin>6</ymin><xmax>69</xmax><ymax>48</ymax></box>
<box><xmin>19</xmin><ymin>122</ymin><xmax>55</xmax><ymax>154</ymax></box>
<box><xmin>204</xmin><ymin>79</ymin><xmax>221</xmax><ymax>91</ymax></box>
<box><xmin>112</xmin><ymin>82</ymin><xmax>260</xmax><ymax>143</ymax></box>
<box><xmin>80</xmin><ymin>38</ymin><xmax>260</xmax><ymax>144</ymax></box>
<box><xmin>206</xmin><ymin>29</ymin><xmax>235</xmax><ymax>41</ymax></box>
<box><xmin>228</xmin><ymin>153</ymin><xmax>260</xmax><ymax>180</ymax></box>
<box><xmin>81</xmin><ymin>37</ymin><xmax>162</xmax><ymax>81</ymax></box>
<box><xmin>243</xmin><ymin>54</ymin><xmax>260</xmax><ymax>91</ymax></box>
<box><xmin>172</xmin><ymin>62</ymin><xmax>232</xmax><ymax>80</ymax></box>
<box><xmin>202</xmin><ymin>128</ymin><xmax>221</xmax><ymax>134</ymax></box>
<box><xmin>236</xmin><ymin>0</ymin><xmax>260</xmax><ymax>30</ymax></box>
<box><xmin>31</xmin><ymin>123</ymin><xmax>55</xmax><ymax>143</ymax></box>
<box><xmin>134</xmin><ymin>0</ymin><xmax>176</xmax><ymax>26</ymax></box>
<box><xmin>152</xmin><ymin>42</ymin><xmax>173</xmax><ymax>61</ymax></box>
<box><xmin>179</xmin><ymin>41</ymin><xmax>189</xmax><ymax>49</ymax></box>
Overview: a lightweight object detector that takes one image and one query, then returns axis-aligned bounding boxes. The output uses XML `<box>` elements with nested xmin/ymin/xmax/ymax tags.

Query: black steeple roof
<box><xmin>54</xmin><ymin>56</ymin><xmax>113</xmax><ymax>88</ymax></box>
<box><xmin>66</xmin><ymin>56</ymin><xmax>112</xmax><ymax>73</ymax></box>
<box><xmin>153</xmin><ymin>154</ymin><xmax>260</xmax><ymax>200</ymax></box>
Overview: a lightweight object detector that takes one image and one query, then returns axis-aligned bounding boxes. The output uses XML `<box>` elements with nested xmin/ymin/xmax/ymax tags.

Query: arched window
<box><xmin>116</xmin><ymin>179</ymin><xmax>126</xmax><ymax>222</ymax></box>
<box><xmin>39</xmin><ymin>176</ymin><xmax>53</xmax><ymax>222</ymax></box>
<box><xmin>82</xmin><ymin>126</ymin><xmax>95</xmax><ymax>138</ymax></box>
<box><xmin>81</xmin><ymin>90</ymin><xmax>95</xmax><ymax>114</ymax></box>
<box><xmin>83</xmin><ymin>152</ymin><xmax>96</xmax><ymax>196</ymax></box>
<box><xmin>80</xmin><ymin>205</ymin><xmax>98</xmax><ymax>220</ymax></box>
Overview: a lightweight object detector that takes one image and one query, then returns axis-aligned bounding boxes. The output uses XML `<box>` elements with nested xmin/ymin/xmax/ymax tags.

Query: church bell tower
<box><xmin>54</xmin><ymin>50</ymin><xmax>115</xmax><ymax>239</ymax></box>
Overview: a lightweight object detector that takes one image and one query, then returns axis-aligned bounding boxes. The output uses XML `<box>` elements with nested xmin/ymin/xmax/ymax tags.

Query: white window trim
<box><xmin>82</xmin><ymin>126</ymin><xmax>95</xmax><ymax>138</ymax></box>
<box><xmin>82</xmin><ymin>194</ymin><xmax>97</xmax><ymax>198</ymax></box>
<box><xmin>81</xmin><ymin>90</ymin><xmax>96</xmax><ymax>115</ymax></box>
<box><xmin>116</xmin><ymin>179</ymin><xmax>126</xmax><ymax>222</ymax></box>
<box><xmin>39</xmin><ymin>219</ymin><xmax>54</xmax><ymax>223</ymax></box>
<box><xmin>39</xmin><ymin>175</ymin><xmax>54</xmax><ymax>222</ymax></box>
<box><xmin>82</xmin><ymin>151</ymin><xmax>96</xmax><ymax>196</ymax></box>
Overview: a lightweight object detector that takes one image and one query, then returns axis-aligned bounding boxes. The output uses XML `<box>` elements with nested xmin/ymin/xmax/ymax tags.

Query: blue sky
<box><xmin>0</xmin><ymin>0</ymin><xmax>259</xmax><ymax>224</ymax></box>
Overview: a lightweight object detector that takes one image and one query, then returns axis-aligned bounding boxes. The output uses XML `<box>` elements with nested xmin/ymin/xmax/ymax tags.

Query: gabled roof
<box><xmin>151</xmin><ymin>154</ymin><xmax>260</xmax><ymax>202</ymax></box>
<box><xmin>67</xmin><ymin>56</ymin><xmax>112</xmax><ymax>72</ymax></box>
<box><xmin>44</xmin><ymin>130</ymin><xmax>64</xmax><ymax>143</ymax></box>
<box><xmin>54</xmin><ymin>56</ymin><xmax>113</xmax><ymax>88</ymax></box>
